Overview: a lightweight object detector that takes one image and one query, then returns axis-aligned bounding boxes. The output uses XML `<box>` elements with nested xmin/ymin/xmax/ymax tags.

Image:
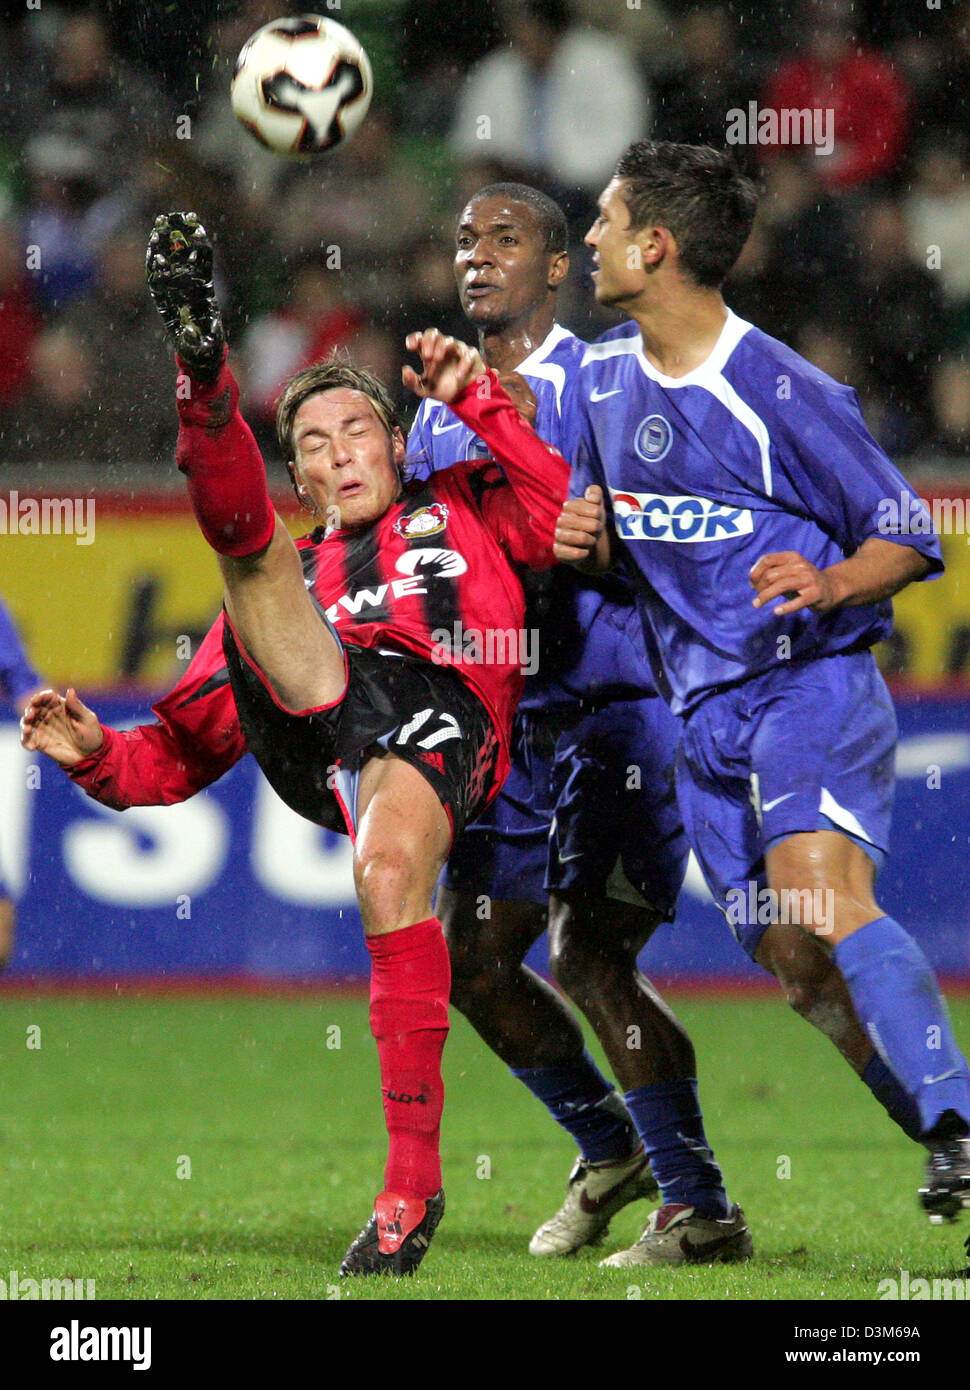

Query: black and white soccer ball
<box><xmin>230</xmin><ymin>14</ymin><xmax>373</xmax><ymax>157</ymax></box>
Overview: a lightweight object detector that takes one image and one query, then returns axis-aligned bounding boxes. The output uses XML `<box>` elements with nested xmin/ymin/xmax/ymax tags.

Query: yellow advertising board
<box><xmin>887</xmin><ymin>508</ymin><xmax>970</xmax><ymax>683</ymax></box>
<box><xmin>0</xmin><ymin>493</ymin><xmax>307</xmax><ymax>689</ymax></box>
<box><xmin>0</xmin><ymin>486</ymin><xmax>967</xmax><ymax>692</ymax></box>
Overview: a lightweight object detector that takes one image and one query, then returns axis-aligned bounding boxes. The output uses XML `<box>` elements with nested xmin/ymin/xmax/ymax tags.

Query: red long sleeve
<box><xmin>448</xmin><ymin>370</ymin><xmax>571</xmax><ymax>568</ymax></box>
<box><xmin>67</xmin><ymin>616</ymin><xmax>247</xmax><ymax>810</ymax></box>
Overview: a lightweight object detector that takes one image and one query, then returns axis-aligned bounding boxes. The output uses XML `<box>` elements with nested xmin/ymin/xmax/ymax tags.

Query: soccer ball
<box><xmin>230</xmin><ymin>14</ymin><xmax>373</xmax><ymax>157</ymax></box>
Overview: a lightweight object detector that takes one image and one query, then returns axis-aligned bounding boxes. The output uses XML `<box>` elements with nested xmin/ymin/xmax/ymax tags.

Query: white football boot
<box><xmin>599</xmin><ymin>1201</ymin><xmax>753</xmax><ymax>1267</ymax></box>
<box><xmin>529</xmin><ymin>1147</ymin><xmax>659</xmax><ymax>1257</ymax></box>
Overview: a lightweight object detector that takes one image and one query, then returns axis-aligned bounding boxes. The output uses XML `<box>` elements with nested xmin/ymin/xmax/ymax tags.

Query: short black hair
<box><xmin>462</xmin><ymin>182</ymin><xmax>568</xmax><ymax>255</ymax></box>
<box><xmin>613</xmin><ymin>141</ymin><xmax>759</xmax><ymax>288</ymax></box>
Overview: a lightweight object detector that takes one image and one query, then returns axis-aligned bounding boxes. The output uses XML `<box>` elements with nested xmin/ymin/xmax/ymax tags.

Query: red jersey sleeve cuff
<box><xmin>65</xmin><ymin>725</ymin><xmax>116</xmax><ymax>783</ymax></box>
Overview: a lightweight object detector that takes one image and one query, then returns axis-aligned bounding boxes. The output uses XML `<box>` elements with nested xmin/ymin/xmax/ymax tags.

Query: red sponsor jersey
<box><xmin>69</xmin><ymin>373</ymin><xmax>569</xmax><ymax>810</ymax></box>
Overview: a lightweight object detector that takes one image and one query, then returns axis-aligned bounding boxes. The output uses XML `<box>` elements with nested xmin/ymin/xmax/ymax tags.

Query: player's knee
<box><xmin>546</xmin><ymin>926</ymin><xmax>570</xmax><ymax>988</ymax></box>
<box><xmin>447</xmin><ymin>967</ymin><xmax>488</xmax><ymax>1020</ymax></box>
<box><xmin>435</xmin><ymin>898</ymin><xmax>488</xmax><ymax>994</ymax></box>
<box><xmin>354</xmin><ymin>844</ymin><xmax>419</xmax><ymax>933</ymax></box>
<box><xmin>549</xmin><ymin>898</ymin><xmax>632</xmax><ymax>996</ymax></box>
<box><xmin>781</xmin><ymin>976</ymin><xmax>823</xmax><ymax>1018</ymax></box>
<box><xmin>450</xmin><ymin>906</ymin><xmax>536</xmax><ymax>1017</ymax></box>
<box><xmin>444</xmin><ymin>931</ymin><xmax>490</xmax><ymax>1007</ymax></box>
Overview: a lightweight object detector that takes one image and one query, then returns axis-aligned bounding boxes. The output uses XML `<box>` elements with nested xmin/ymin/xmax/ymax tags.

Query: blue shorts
<box><xmin>442</xmin><ymin>710</ymin><xmax>564</xmax><ymax>905</ymax></box>
<box><xmin>676</xmin><ymin>651</ymin><xmax>896</xmax><ymax>958</ymax></box>
<box><xmin>546</xmin><ymin>697</ymin><xmax>687</xmax><ymax>919</ymax></box>
<box><xmin>443</xmin><ymin>698</ymin><xmax>688</xmax><ymax>920</ymax></box>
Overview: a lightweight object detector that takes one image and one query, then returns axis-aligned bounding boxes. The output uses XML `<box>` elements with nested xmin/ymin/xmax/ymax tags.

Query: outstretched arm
<box><xmin>21</xmin><ymin>618</ymin><xmax>247</xmax><ymax>810</ymax></box>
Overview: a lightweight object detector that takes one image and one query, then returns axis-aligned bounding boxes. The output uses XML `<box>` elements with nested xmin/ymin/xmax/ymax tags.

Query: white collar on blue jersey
<box><xmin>420</xmin><ymin>322</ymin><xmax>575</xmax><ymax>426</ymax></box>
<box><xmin>582</xmin><ymin>309</ymin><xmax>773</xmax><ymax>497</ymax></box>
<box><xmin>515</xmin><ymin>322</ymin><xmax>573</xmax><ymax>374</ymax></box>
<box><xmin>514</xmin><ymin>322</ymin><xmax>575</xmax><ymax>411</ymax></box>
<box><xmin>583</xmin><ymin>309</ymin><xmax>753</xmax><ymax>389</ymax></box>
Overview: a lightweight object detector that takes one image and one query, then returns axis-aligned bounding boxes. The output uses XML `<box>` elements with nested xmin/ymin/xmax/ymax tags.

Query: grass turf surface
<box><xmin>0</xmin><ymin>991</ymin><xmax>968</xmax><ymax>1302</ymax></box>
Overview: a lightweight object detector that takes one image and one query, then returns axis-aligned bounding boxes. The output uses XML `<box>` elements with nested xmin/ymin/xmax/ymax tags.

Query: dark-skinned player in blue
<box><xmin>408</xmin><ymin>183</ymin><xmax>732</xmax><ymax>1259</ymax></box>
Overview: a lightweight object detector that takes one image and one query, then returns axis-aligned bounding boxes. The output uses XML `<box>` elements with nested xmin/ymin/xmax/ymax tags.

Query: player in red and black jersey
<box><xmin>23</xmin><ymin>212</ymin><xmax>570</xmax><ymax>1278</ymax></box>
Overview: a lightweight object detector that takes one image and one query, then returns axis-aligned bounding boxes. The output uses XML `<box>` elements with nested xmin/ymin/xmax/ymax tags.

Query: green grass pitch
<box><xmin>0</xmin><ymin>990</ymin><xmax>967</xmax><ymax>1302</ymax></box>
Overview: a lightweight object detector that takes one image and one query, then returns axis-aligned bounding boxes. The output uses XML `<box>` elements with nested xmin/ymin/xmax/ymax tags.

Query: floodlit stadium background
<box><xmin>0</xmin><ymin>0</ymin><xmax>968</xmax><ymax>985</ymax></box>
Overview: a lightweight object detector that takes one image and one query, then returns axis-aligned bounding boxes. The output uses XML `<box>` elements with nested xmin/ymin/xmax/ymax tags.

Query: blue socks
<box><xmin>834</xmin><ymin>916</ymin><xmax>970</xmax><ymax>1138</ymax></box>
<box><xmin>623</xmin><ymin>1079</ymin><xmax>729</xmax><ymax>1218</ymax></box>
<box><xmin>860</xmin><ymin>1052</ymin><xmax>922</xmax><ymax>1141</ymax></box>
<box><xmin>512</xmin><ymin>1060</ymin><xmax>731</xmax><ymax>1216</ymax></box>
<box><xmin>509</xmin><ymin>1055</ymin><xmax>637</xmax><ymax>1164</ymax></box>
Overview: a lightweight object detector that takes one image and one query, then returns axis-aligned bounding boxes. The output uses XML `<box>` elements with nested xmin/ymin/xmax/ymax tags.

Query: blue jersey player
<box><xmin>0</xmin><ymin>597</ymin><xmax>44</xmax><ymax>969</ymax></box>
<box><xmin>406</xmin><ymin>183</ymin><xmax>756</xmax><ymax>1262</ymax></box>
<box><xmin>553</xmin><ymin>141</ymin><xmax>970</xmax><ymax>1259</ymax></box>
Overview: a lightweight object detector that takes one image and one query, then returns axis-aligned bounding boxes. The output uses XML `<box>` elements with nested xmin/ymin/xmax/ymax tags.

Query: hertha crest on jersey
<box><xmin>394</xmin><ymin>502</ymin><xmax>449</xmax><ymax>539</ymax></box>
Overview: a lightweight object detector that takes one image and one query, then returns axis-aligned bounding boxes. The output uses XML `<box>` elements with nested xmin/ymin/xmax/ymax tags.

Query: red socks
<box><xmin>366</xmin><ymin>918</ymin><xmax>451</xmax><ymax>1199</ymax></box>
<box><xmin>174</xmin><ymin>356</ymin><xmax>276</xmax><ymax>558</ymax></box>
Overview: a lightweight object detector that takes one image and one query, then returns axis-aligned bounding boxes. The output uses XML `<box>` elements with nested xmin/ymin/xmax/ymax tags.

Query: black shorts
<box><xmin>222</xmin><ymin>619</ymin><xmax>501</xmax><ymax>841</ymax></box>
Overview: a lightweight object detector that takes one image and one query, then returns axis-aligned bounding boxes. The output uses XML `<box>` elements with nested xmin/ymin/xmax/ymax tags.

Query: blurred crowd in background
<box><xmin>0</xmin><ymin>0</ymin><xmax>968</xmax><ymax>480</ymax></box>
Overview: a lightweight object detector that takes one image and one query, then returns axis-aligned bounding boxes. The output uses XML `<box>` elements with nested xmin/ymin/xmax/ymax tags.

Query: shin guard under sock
<box><xmin>509</xmin><ymin>1058</ymin><xmax>639</xmax><ymax>1164</ymax></box>
<box><xmin>366</xmin><ymin>918</ymin><xmax>450</xmax><ymax>1198</ymax></box>
<box><xmin>623</xmin><ymin>1079</ymin><xmax>729</xmax><ymax>1218</ymax></box>
<box><xmin>834</xmin><ymin>917</ymin><xmax>970</xmax><ymax>1137</ymax></box>
<box><xmin>860</xmin><ymin>1052</ymin><xmax>923</xmax><ymax>1142</ymax></box>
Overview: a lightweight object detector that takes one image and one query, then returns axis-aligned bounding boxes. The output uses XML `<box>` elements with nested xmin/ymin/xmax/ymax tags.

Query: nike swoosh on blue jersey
<box><xmin>590</xmin><ymin>387</ymin><xmax>622</xmax><ymax>402</ymax></box>
<box><xmin>432</xmin><ymin>417</ymin><xmax>462</xmax><ymax>435</ymax></box>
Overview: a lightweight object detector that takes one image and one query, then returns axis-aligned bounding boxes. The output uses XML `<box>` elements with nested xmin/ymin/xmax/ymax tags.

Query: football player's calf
<box><xmin>440</xmin><ymin>884</ymin><xmax>658</xmax><ymax>1256</ymax></box>
<box><xmin>539</xmin><ymin>878</ymin><xmax>736</xmax><ymax>1258</ymax></box>
<box><xmin>333</xmin><ymin>758</ymin><xmax>454</xmax><ymax>1278</ymax></box>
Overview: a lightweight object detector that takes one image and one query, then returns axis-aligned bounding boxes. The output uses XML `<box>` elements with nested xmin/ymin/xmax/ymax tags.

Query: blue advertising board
<box><xmin>2</xmin><ymin>691</ymin><xmax>968</xmax><ymax>983</ymax></box>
